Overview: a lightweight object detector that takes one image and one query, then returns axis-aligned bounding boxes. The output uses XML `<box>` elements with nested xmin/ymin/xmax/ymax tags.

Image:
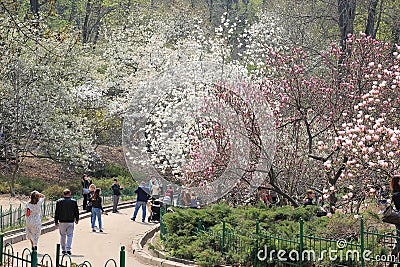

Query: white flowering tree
<box><xmin>0</xmin><ymin>2</ymin><xmax>101</xmax><ymax>194</ymax></box>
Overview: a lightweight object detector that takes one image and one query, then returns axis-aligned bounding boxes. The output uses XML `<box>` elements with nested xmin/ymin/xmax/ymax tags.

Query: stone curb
<box><xmin>132</xmin><ymin>225</ymin><xmax>198</xmax><ymax>267</ymax></box>
<box><xmin>148</xmin><ymin>233</ymin><xmax>197</xmax><ymax>266</ymax></box>
<box><xmin>3</xmin><ymin>201</ymin><xmax>135</xmax><ymax>245</ymax></box>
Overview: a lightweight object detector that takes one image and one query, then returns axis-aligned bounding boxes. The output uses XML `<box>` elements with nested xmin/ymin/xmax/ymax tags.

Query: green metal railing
<box><xmin>160</xmin><ymin>216</ymin><xmax>400</xmax><ymax>267</ymax></box>
<box><xmin>0</xmin><ymin>188</ymin><xmax>135</xmax><ymax>232</ymax></box>
<box><xmin>0</xmin><ymin>234</ymin><xmax>125</xmax><ymax>267</ymax></box>
<box><xmin>159</xmin><ymin>206</ymin><xmax>166</xmax><ymax>241</ymax></box>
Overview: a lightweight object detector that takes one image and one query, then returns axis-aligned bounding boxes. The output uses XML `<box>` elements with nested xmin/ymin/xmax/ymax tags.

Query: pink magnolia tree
<box><xmin>332</xmin><ymin>49</ymin><xmax>400</xmax><ymax>185</ymax></box>
<box><xmin>259</xmin><ymin>34</ymin><xmax>400</xmax><ymax>209</ymax></box>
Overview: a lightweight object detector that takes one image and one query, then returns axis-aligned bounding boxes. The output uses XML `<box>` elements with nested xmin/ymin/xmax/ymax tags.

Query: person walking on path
<box><xmin>54</xmin><ymin>189</ymin><xmax>79</xmax><ymax>255</ymax></box>
<box><xmin>25</xmin><ymin>191</ymin><xmax>45</xmax><ymax>250</ymax></box>
<box><xmin>81</xmin><ymin>174</ymin><xmax>91</xmax><ymax>211</ymax></box>
<box><xmin>131</xmin><ymin>182</ymin><xmax>150</xmax><ymax>222</ymax></box>
<box><xmin>91</xmin><ymin>188</ymin><xmax>107</xmax><ymax>232</ymax></box>
<box><xmin>111</xmin><ymin>179</ymin><xmax>123</xmax><ymax>213</ymax></box>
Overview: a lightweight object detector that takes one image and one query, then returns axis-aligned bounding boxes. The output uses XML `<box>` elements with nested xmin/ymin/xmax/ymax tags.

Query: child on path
<box><xmin>25</xmin><ymin>191</ymin><xmax>45</xmax><ymax>250</ymax></box>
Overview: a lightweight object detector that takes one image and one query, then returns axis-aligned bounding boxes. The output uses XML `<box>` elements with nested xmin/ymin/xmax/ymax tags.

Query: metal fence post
<box><xmin>299</xmin><ymin>218</ymin><xmax>304</xmax><ymax>267</ymax></box>
<box><xmin>197</xmin><ymin>219</ymin><xmax>202</xmax><ymax>232</ymax></box>
<box><xmin>360</xmin><ymin>217</ymin><xmax>365</xmax><ymax>267</ymax></box>
<box><xmin>254</xmin><ymin>220</ymin><xmax>259</xmax><ymax>267</ymax></box>
<box><xmin>18</xmin><ymin>204</ymin><xmax>21</xmax><ymax>226</ymax></box>
<box><xmin>222</xmin><ymin>220</ymin><xmax>226</xmax><ymax>254</ymax></box>
<box><xmin>56</xmin><ymin>244</ymin><xmax>60</xmax><ymax>267</ymax></box>
<box><xmin>0</xmin><ymin>234</ymin><xmax>3</xmax><ymax>265</ymax></box>
<box><xmin>120</xmin><ymin>246</ymin><xmax>126</xmax><ymax>267</ymax></box>
<box><xmin>43</xmin><ymin>200</ymin><xmax>46</xmax><ymax>217</ymax></box>
<box><xmin>160</xmin><ymin>206</ymin><xmax>165</xmax><ymax>241</ymax></box>
<box><xmin>31</xmin><ymin>247</ymin><xmax>38</xmax><ymax>267</ymax></box>
<box><xmin>9</xmin><ymin>204</ymin><xmax>12</xmax><ymax>228</ymax></box>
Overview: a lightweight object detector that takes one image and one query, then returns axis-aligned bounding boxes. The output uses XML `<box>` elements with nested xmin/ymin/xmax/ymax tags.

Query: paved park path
<box><xmin>10</xmin><ymin>206</ymin><xmax>155</xmax><ymax>267</ymax></box>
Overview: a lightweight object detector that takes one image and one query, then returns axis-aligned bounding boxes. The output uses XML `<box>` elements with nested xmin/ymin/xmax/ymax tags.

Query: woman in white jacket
<box><xmin>25</xmin><ymin>191</ymin><xmax>45</xmax><ymax>250</ymax></box>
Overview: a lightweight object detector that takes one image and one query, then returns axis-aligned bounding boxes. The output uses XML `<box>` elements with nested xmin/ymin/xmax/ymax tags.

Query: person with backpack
<box><xmin>25</xmin><ymin>191</ymin><xmax>45</xmax><ymax>250</ymax></box>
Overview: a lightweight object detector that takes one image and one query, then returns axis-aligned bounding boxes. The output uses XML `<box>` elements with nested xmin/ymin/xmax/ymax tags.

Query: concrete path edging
<box><xmin>132</xmin><ymin>225</ymin><xmax>198</xmax><ymax>267</ymax></box>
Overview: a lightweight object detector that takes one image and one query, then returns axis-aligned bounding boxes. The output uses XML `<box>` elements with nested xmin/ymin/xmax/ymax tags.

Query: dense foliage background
<box><xmin>0</xmin><ymin>0</ymin><xmax>399</xmax><ymax>211</ymax></box>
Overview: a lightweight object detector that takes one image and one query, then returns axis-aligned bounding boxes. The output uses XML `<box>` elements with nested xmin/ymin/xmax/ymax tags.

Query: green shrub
<box><xmin>15</xmin><ymin>176</ymin><xmax>46</xmax><ymax>195</ymax></box>
<box><xmin>43</xmin><ymin>184</ymin><xmax>66</xmax><ymax>200</ymax></box>
<box><xmin>194</xmin><ymin>249</ymin><xmax>224</xmax><ymax>267</ymax></box>
<box><xmin>92</xmin><ymin>164</ymin><xmax>132</xmax><ymax>178</ymax></box>
<box><xmin>0</xmin><ymin>180</ymin><xmax>9</xmax><ymax>194</ymax></box>
<box><xmin>291</xmin><ymin>206</ymin><xmax>319</xmax><ymax>221</ymax></box>
<box><xmin>161</xmin><ymin>204</ymin><xmax>391</xmax><ymax>266</ymax></box>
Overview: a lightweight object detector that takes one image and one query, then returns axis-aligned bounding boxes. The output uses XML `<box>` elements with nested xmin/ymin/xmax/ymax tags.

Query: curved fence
<box><xmin>0</xmin><ymin>187</ymin><xmax>136</xmax><ymax>232</ymax></box>
<box><xmin>0</xmin><ymin>234</ymin><xmax>126</xmax><ymax>267</ymax></box>
<box><xmin>160</xmin><ymin>216</ymin><xmax>400</xmax><ymax>267</ymax></box>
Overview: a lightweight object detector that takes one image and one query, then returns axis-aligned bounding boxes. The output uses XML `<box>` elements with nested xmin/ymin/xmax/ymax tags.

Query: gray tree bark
<box><xmin>365</xmin><ymin>0</ymin><xmax>379</xmax><ymax>38</ymax></box>
<box><xmin>338</xmin><ymin>0</ymin><xmax>356</xmax><ymax>48</ymax></box>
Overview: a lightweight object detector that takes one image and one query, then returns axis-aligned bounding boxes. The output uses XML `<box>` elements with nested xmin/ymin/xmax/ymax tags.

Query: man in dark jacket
<box><xmin>111</xmin><ymin>178</ymin><xmax>123</xmax><ymax>213</ymax></box>
<box><xmin>131</xmin><ymin>182</ymin><xmax>150</xmax><ymax>222</ymax></box>
<box><xmin>54</xmin><ymin>189</ymin><xmax>79</xmax><ymax>255</ymax></box>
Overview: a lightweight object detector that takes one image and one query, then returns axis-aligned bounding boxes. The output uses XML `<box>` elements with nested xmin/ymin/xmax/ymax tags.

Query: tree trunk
<box><xmin>30</xmin><ymin>0</ymin><xmax>39</xmax><ymax>16</ymax></box>
<box><xmin>91</xmin><ymin>3</ymin><xmax>104</xmax><ymax>46</ymax></box>
<box><xmin>9</xmin><ymin>174</ymin><xmax>16</xmax><ymax>197</ymax></box>
<box><xmin>82</xmin><ymin>0</ymin><xmax>93</xmax><ymax>44</ymax></box>
<box><xmin>374</xmin><ymin>0</ymin><xmax>384</xmax><ymax>38</ymax></box>
<box><xmin>208</xmin><ymin>0</ymin><xmax>213</xmax><ymax>22</ymax></box>
<box><xmin>392</xmin><ymin>3</ymin><xmax>400</xmax><ymax>47</ymax></box>
<box><xmin>268</xmin><ymin>167</ymin><xmax>299</xmax><ymax>207</ymax></box>
<box><xmin>393</xmin><ymin>24</ymin><xmax>400</xmax><ymax>47</ymax></box>
<box><xmin>69</xmin><ymin>0</ymin><xmax>77</xmax><ymax>23</ymax></box>
<box><xmin>9</xmin><ymin>153</ymin><xmax>19</xmax><ymax>197</ymax></box>
<box><xmin>365</xmin><ymin>0</ymin><xmax>379</xmax><ymax>38</ymax></box>
<box><xmin>337</xmin><ymin>0</ymin><xmax>356</xmax><ymax>48</ymax></box>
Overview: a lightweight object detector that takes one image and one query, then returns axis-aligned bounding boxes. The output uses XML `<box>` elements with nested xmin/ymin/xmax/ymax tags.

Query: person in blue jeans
<box><xmin>131</xmin><ymin>183</ymin><xmax>150</xmax><ymax>222</ymax></box>
<box><xmin>91</xmin><ymin>188</ymin><xmax>107</xmax><ymax>232</ymax></box>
